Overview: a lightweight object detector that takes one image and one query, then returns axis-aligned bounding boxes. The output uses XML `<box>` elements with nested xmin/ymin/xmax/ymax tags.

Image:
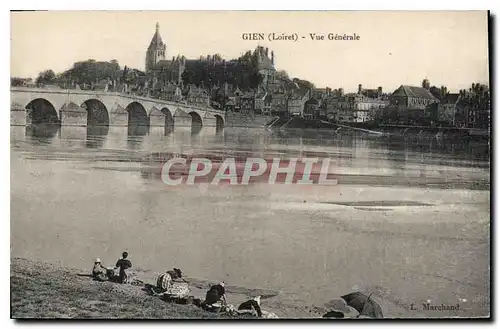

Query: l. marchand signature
<box><xmin>410</xmin><ymin>303</ymin><xmax>461</xmax><ymax>311</ymax></box>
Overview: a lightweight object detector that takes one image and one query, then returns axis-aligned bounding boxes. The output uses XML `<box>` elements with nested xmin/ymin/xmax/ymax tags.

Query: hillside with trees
<box><xmin>26</xmin><ymin>59</ymin><xmax>145</xmax><ymax>89</ymax></box>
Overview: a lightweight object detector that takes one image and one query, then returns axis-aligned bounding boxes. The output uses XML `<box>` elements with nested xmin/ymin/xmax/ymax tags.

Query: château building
<box><xmin>254</xmin><ymin>46</ymin><xmax>276</xmax><ymax>89</ymax></box>
<box><xmin>144</xmin><ymin>22</ymin><xmax>278</xmax><ymax>93</ymax></box>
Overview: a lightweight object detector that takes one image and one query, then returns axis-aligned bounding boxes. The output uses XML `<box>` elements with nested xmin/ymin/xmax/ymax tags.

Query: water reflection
<box><xmin>127</xmin><ymin>135</ymin><xmax>145</xmax><ymax>150</ymax></box>
<box><xmin>165</xmin><ymin>125</ymin><xmax>174</xmax><ymax>136</ymax></box>
<box><xmin>86</xmin><ymin>125</ymin><xmax>109</xmax><ymax>149</ymax></box>
<box><xmin>213</xmin><ymin>129</ymin><xmax>225</xmax><ymax>144</ymax></box>
<box><xmin>13</xmin><ymin>124</ymin><xmax>490</xmax><ymax>170</ymax></box>
<box><xmin>128</xmin><ymin>123</ymin><xmax>149</xmax><ymax>137</ymax></box>
<box><xmin>25</xmin><ymin>124</ymin><xmax>60</xmax><ymax>144</ymax></box>
<box><xmin>191</xmin><ymin>125</ymin><xmax>202</xmax><ymax>136</ymax></box>
<box><xmin>384</xmin><ymin>137</ymin><xmax>489</xmax><ymax>164</ymax></box>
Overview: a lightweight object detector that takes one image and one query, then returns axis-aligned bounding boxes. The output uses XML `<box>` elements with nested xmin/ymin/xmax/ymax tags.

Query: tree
<box><xmin>470</xmin><ymin>83</ymin><xmax>489</xmax><ymax>94</ymax></box>
<box><xmin>276</xmin><ymin>70</ymin><xmax>289</xmax><ymax>80</ymax></box>
<box><xmin>429</xmin><ymin>86</ymin><xmax>442</xmax><ymax>100</ymax></box>
<box><xmin>11</xmin><ymin>77</ymin><xmax>29</xmax><ymax>86</ymax></box>
<box><xmin>35</xmin><ymin>70</ymin><xmax>56</xmax><ymax>85</ymax></box>
<box><xmin>56</xmin><ymin>59</ymin><xmax>124</xmax><ymax>86</ymax></box>
<box><xmin>293</xmin><ymin>78</ymin><xmax>315</xmax><ymax>90</ymax></box>
<box><xmin>421</xmin><ymin>78</ymin><xmax>430</xmax><ymax>90</ymax></box>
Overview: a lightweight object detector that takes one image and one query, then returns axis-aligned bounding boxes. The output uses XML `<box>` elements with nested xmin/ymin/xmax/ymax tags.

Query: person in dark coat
<box><xmin>114</xmin><ymin>251</ymin><xmax>132</xmax><ymax>284</ymax></box>
<box><xmin>204</xmin><ymin>281</ymin><xmax>226</xmax><ymax>306</ymax></box>
<box><xmin>238</xmin><ymin>296</ymin><xmax>263</xmax><ymax>317</ymax></box>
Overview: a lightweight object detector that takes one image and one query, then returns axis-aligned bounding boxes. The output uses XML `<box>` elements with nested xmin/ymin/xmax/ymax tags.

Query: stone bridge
<box><xmin>10</xmin><ymin>87</ymin><xmax>226</xmax><ymax>133</ymax></box>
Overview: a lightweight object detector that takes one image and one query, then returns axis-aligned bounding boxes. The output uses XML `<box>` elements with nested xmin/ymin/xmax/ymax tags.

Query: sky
<box><xmin>10</xmin><ymin>11</ymin><xmax>490</xmax><ymax>93</ymax></box>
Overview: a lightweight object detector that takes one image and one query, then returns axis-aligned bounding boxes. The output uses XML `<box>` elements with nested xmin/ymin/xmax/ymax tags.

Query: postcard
<box><xmin>10</xmin><ymin>10</ymin><xmax>491</xmax><ymax>320</ymax></box>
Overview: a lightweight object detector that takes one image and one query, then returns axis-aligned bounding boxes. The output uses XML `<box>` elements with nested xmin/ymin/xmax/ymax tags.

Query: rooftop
<box><xmin>392</xmin><ymin>85</ymin><xmax>438</xmax><ymax>100</ymax></box>
<box><xmin>443</xmin><ymin>93</ymin><xmax>461</xmax><ymax>104</ymax></box>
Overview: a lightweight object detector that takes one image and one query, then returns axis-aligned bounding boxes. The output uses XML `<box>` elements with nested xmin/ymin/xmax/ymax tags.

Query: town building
<box><xmin>438</xmin><ymin>93</ymin><xmax>461</xmax><ymax>126</ymax></box>
<box><xmin>161</xmin><ymin>83</ymin><xmax>183</xmax><ymax>102</ymax></box>
<box><xmin>455</xmin><ymin>84</ymin><xmax>490</xmax><ymax>129</ymax></box>
<box><xmin>303</xmin><ymin>98</ymin><xmax>320</xmax><ymax>119</ymax></box>
<box><xmin>322</xmin><ymin>85</ymin><xmax>389</xmax><ymax>123</ymax></box>
<box><xmin>389</xmin><ymin>84</ymin><xmax>439</xmax><ymax>124</ymax></box>
<box><xmin>240</xmin><ymin>92</ymin><xmax>255</xmax><ymax>115</ymax></box>
<box><xmin>288</xmin><ymin>87</ymin><xmax>311</xmax><ymax>116</ymax></box>
<box><xmin>351</xmin><ymin>85</ymin><xmax>390</xmax><ymax>123</ymax></box>
<box><xmin>270</xmin><ymin>92</ymin><xmax>290</xmax><ymax>117</ymax></box>
<box><xmin>183</xmin><ymin>84</ymin><xmax>211</xmax><ymax>106</ymax></box>
<box><xmin>254</xmin><ymin>91</ymin><xmax>272</xmax><ymax>115</ymax></box>
<box><xmin>324</xmin><ymin>94</ymin><xmax>355</xmax><ymax>122</ymax></box>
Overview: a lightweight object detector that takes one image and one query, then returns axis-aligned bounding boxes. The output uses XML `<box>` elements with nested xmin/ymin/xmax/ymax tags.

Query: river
<box><xmin>10</xmin><ymin>124</ymin><xmax>490</xmax><ymax>318</ymax></box>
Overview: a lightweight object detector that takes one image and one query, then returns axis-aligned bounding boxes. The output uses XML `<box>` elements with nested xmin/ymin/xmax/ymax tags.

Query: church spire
<box><xmin>148</xmin><ymin>22</ymin><xmax>164</xmax><ymax>50</ymax></box>
<box><xmin>145</xmin><ymin>22</ymin><xmax>166</xmax><ymax>72</ymax></box>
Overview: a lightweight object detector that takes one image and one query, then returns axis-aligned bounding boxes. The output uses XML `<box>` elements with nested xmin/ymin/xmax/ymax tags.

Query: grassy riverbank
<box><xmin>10</xmin><ymin>257</ymin><xmax>246</xmax><ymax>319</ymax></box>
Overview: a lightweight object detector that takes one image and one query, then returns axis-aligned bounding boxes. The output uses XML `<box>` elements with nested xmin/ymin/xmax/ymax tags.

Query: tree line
<box><xmin>15</xmin><ymin>59</ymin><xmax>146</xmax><ymax>88</ymax></box>
<box><xmin>16</xmin><ymin>54</ymin><xmax>315</xmax><ymax>93</ymax></box>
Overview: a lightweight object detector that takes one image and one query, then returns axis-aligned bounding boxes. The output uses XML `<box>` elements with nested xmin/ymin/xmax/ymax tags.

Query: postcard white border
<box><xmin>2</xmin><ymin>1</ymin><xmax>497</xmax><ymax>329</ymax></box>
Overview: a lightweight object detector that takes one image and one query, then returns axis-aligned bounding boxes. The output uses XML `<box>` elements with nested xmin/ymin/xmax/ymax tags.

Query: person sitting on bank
<box><xmin>114</xmin><ymin>251</ymin><xmax>132</xmax><ymax>284</ymax></box>
<box><xmin>204</xmin><ymin>281</ymin><xmax>227</xmax><ymax>309</ymax></box>
<box><xmin>238</xmin><ymin>295</ymin><xmax>263</xmax><ymax>317</ymax></box>
<box><xmin>92</xmin><ymin>258</ymin><xmax>110</xmax><ymax>282</ymax></box>
<box><xmin>156</xmin><ymin>268</ymin><xmax>186</xmax><ymax>293</ymax></box>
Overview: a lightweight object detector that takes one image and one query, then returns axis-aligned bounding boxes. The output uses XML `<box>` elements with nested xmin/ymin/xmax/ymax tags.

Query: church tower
<box><xmin>145</xmin><ymin>22</ymin><xmax>166</xmax><ymax>72</ymax></box>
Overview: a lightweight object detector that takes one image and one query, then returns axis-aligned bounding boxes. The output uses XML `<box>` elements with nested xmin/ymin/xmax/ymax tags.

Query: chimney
<box><xmin>339</xmin><ymin>88</ymin><xmax>344</xmax><ymax>96</ymax></box>
<box><xmin>358</xmin><ymin>84</ymin><xmax>362</xmax><ymax>94</ymax></box>
<box><xmin>265</xmin><ymin>48</ymin><xmax>269</xmax><ymax>56</ymax></box>
<box><xmin>271</xmin><ymin>51</ymin><xmax>274</xmax><ymax>65</ymax></box>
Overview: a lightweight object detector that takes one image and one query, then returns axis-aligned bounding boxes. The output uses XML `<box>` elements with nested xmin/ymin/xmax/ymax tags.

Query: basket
<box><xmin>166</xmin><ymin>282</ymin><xmax>190</xmax><ymax>298</ymax></box>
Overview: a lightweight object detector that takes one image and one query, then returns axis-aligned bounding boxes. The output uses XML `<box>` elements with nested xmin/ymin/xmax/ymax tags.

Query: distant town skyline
<box><xmin>11</xmin><ymin>11</ymin><xmax>490</xmax><ymax>93</ymax></box>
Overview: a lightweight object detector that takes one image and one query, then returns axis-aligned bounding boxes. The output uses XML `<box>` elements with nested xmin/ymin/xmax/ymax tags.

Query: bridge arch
<box><xmin>82</xmin><ymin>99</ymin><xmax>109</xmax><ymax>126</ymax></box>
<box><xmin>25</xmin><ymin>98</ymin><xmax>60</xmax><ymax>125</ymax></box>
<box><xmin>189</xmin><ymin>111</ymin><xmax>203</xmax><ymax>134</ymax></box>
<box><xmin>126</xmin><ymin>101</ymin><xmax>149</xmax><ymax>136</ymax></box>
